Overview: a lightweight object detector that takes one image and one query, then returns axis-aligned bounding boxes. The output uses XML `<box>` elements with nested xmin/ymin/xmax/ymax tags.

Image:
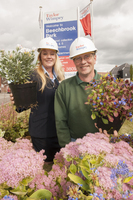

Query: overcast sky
<box><xmin>0</xmin><ymin>0</ymin><xmax>133</xmax><ymax>72</ymax></box>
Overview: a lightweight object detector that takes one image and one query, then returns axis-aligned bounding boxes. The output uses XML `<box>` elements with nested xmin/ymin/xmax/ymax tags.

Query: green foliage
<box><xmin>0</xmin><ymin>177</ymin><xmax>35</xmax><ymax>200</ymax></box>
<box><xmin>0</xmin><ymin>45</ymin><xmax>36</xmax><ymax>84</ymax></box>
<box><xmin>66</xmin><ymin>154</ymin><xmax>105</xmax><ymax>199</ymax></box>
<box><xmin>3</xmin><ymin>116</ymin><xmax>30</xmax><ymax>142</ymax></box>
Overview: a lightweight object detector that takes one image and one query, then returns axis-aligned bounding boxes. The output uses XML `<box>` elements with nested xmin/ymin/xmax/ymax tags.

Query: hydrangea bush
<box><xmin>1</xmin><ymin>133</ymin><xmax>133</xmax><ymax>200</ymax></box>
<box><xmin>29</xmin><ymin>133</ymin><xmax>133</xmax><ymax>199</ymax></box>
<box><xmin>0</xmin><ymin>138</ymin><xmax>46</xmax><ymax>200</ymax></box>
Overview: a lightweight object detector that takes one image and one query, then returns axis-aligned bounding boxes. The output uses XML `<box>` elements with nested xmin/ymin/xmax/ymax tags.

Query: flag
<box><xmin>38</xmin><ymin>7</ymin><xmax>43</xmax><ymax>29</ymax></box>
<box><xmin>80</xmin><ymin>3</ymin><xmax>91</xmax><ymax>36</ymax></box>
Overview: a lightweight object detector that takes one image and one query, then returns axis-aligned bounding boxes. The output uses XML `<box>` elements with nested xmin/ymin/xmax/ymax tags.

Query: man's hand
<box><xmin>95</xmin><ymin>123</ymin><xmax>118</xmax><ymax>137</ymax></box>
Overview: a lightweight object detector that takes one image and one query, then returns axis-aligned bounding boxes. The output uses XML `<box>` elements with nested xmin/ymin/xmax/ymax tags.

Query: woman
<box><xmin>11</xmin><ymin>37</ymin><xmax>64</xmax><ymax>163</ymax></box>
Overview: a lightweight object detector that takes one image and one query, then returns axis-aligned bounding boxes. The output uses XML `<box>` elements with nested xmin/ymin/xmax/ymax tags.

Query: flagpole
<box><xmin>90</xmin><ymin>0</ymin><xmax>94</xmax><ymax>41</ymax></box>
<box><xmin>39</xmin><ymin>6</ymin><xmax>43</xmax><ymax>40</ymax></box>
<box><xmin>77</xmin><ymin>7</ymin><xmax>80</xmax><ymax>38</ymax></box>
<box><xmin>42</xmin><ymin>8</ymin><xmax>44</xmax><ymax>39</ymax></box>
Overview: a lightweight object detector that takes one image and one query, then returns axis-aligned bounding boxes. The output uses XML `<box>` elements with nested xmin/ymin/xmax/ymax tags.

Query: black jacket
<box><xmin>29</xmin><ymin>72</ymin><xmax>59</xmax><ymax>138</ymax></box>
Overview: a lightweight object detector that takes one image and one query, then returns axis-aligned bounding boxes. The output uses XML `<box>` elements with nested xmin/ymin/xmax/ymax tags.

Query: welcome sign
<box><xmin>44</xmin><ymin>9</ymin><xmax>78</xmax><ymax>78</ymax></box>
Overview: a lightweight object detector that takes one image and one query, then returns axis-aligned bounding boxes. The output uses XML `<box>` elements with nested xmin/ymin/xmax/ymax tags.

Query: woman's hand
<box><xmin>10</xmin><ymin>93</ymin><xmax>15</xmax><ymax>105</ymax></box>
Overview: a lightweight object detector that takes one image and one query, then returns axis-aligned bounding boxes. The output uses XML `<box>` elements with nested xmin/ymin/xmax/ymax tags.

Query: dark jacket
<box><xmin>29</xmin><ymin>71</ymin><xmax>59</xmax><ymax>138</ymax></box>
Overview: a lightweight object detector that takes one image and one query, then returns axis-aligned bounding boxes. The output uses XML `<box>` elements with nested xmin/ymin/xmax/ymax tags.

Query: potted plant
<box><xmin>0</xmin><ymin>44</ymin><xmax>37</xmax><ymax>108</ymax></box>
<box><xmin>85</xmin><ymin>74</ymin><xmax>133</xmax><ymax>135</ymax></box>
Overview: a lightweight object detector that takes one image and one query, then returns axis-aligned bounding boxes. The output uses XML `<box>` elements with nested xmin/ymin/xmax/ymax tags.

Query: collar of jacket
<box><xmin>76</xmin><ymin>69</ymin><xmax>98</xmax><ymax>85</ymax></box>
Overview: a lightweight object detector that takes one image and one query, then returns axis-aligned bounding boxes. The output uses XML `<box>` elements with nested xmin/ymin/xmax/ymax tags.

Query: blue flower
<box><xmin>121</xmin><ymin>99</ymin><xmax>126</xmax><ymax>105</ymax></box>
<box><xmin>111</xmin><ymin>160</ymin><xmax>133</xmax><ymax>184</ymax></box>
<box><xmin>130</xmin><ymin>118</ymin><xmax>133</xmax><ymax>122</ymax></box>
<box><xmin>100</xmin><ymin>102</ymin><xmax>103</xmax><ymax>105</ymax></box>
<box><xmin>113</xmin><ymin>78</ymin><xmax>116</xmax><ymax>82</ymax></box>
<box><xmin>90</xmin><ymin>167</ymin><xmax>96</xmax><ymax>170</ymax></box>
<box><xmin>118</xmin><ymin>100</ymin><xmax>122</xmax><ymax>104</ymax></box>
<box><xmin>78</xmin><ymin>183</ymin><xmax>83</xmax><ymax>187</ymax></box>
<box><xmin>129</xmin><ymin>112</ymin><xmax>132</xmax><ymax>117</ymax></box>
<box><xmin>3</xmin><ymin>196</ymin><xmax>14</xmax><ymax>200</ymax></box>
<box><xmin>90</xmin><ymin>193</ymin><xmax>105</xmax><ymax>200</ymax></box>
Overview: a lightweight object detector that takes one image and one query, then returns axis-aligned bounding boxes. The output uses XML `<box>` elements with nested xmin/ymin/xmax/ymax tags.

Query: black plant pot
<box><xmin>97</xmin><ymin>115</ymin><xmax>125</xmax><ymax>135</ymax></box>
<box><xmin>9</xmin><ymin>82</ymin><xmax>37</xmax><ymax>109</ymax></box>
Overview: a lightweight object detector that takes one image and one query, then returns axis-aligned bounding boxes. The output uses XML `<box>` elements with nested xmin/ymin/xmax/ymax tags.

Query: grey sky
<box><xmin>0</xmin><ymin>0</ymin><xmax>133</xmax><ymax>72</ymax></box>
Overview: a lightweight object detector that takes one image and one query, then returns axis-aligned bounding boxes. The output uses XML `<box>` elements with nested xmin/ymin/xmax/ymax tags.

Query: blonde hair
<box><xmin>36</xmin><ymin>50</ymin><xmax>64</xmax><ymax>92</ymax></box>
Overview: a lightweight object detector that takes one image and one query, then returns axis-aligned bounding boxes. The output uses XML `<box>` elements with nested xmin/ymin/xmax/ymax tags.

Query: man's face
<box><xmin>73</xmin><ymin>52</ymin><xmax>96</xmax><ymax>78</ymax></box>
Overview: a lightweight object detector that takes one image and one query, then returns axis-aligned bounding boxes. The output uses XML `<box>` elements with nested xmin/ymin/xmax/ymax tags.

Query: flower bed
<box><xmin>1</xmin><ymin>133</ymin><xmax>133</xmax><ymax>200</ymax></box>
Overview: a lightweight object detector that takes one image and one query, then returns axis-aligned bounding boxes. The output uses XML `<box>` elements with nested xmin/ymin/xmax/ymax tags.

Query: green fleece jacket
<box><xmin>54</xmin><ymin>70</ymin><xmax>101</xmax><ymax>147</ymax></box>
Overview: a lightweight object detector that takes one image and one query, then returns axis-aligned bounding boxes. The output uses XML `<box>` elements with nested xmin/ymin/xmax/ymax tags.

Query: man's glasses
<box><xmin>74</xmin><ymin>53</ymin><xmax>95</xmax><ymax>64</ymax></box>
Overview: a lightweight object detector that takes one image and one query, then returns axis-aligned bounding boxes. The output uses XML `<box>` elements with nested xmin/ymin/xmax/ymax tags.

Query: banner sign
<box><xmin>44</xmin><ymin>9</ymin><xmax>78</xmax><ymax>77</ymax></box>
<box><xmin>80</xmin><ymin>3</ymin><xmax>91</xmax><ymax>36</ymax></box>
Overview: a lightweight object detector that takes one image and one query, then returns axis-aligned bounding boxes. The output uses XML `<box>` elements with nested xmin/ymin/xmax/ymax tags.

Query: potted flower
<box><xmin>85</xmin><ymin>74</ymin><xmax>133</xmax><ymax>135</ymax></box>
<box><xmin>0</xmin><ymin>45</ymin><xmax>37</xmax><ymax>108</ymax></box>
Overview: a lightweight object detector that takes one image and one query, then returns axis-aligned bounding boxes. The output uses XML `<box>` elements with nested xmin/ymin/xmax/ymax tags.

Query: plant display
<box><xmin>0</xmin><ymin>44</ymin><xmax>36</xmax><ymax>84</ymax></box>
<box><xmin>85</xmin><ymin>74</ymin><xmax>133</xmax><ymax>125</ymax></box>
<box><xmin>0</xmin><ymin>103</ymin><xmax>30</xmax><ymax>142</ymax></box>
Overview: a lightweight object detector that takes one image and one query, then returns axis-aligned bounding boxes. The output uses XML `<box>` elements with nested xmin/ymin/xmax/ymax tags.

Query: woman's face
<box><xmin>40</xmin><ymin>49</ymin><xmax>56</xmax><ymax>70</ymax></box>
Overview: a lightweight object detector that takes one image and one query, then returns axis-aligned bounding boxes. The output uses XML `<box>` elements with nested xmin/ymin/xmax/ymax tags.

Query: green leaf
<box><xmin>68</xmin><ymin>173</ymin><xmax>90</xmax><ymax>191</ymax></box>
<box><xmin>21</xmin><ymin>177</ymin><xmax>34</xmax><ymax>186</ymax></box>
<box><xmin>0</xmin><ymin>189</ymin><xmax>9</xmax><ymax>197</ymax></box>
<box><xmin>69</xmin><ymin>164</ymin><xmax>77</xmax><ymax>174</ymax></box>
<box><xmin>81</xmin><ymin>169</ymin><xmax>91</xmax><ymax>180</ymax></box>
<box><xmin>91</xmin><ymin>113</ymin><xmax>96</xmax><ymax>120</ymax></box>
<box><xmin>10</xmin><ymin>188</ymin><xmax>27</xmax><ymax>196</ymax></box>
<box><xmin>102</xmin><ymin>118</ymin><xmax>108</xmax><ymax>124</ymax></box>
<box><xmin>123</xmin><ymin>176</ymin><xmax>133</xmax><ymax>183</ymax></box>
<box><xmin>86</xmin><ymin>196</ymin><xmax>93</xmax><ymax>200</ymax></box>
<box><xmin>28</xmin><ymin>189</ymin><xmax>52</xmax><ymax>200</ymax></box>
<box><xmin>78</xmin><ymin>159</ymin><xmax>90</xmax><ymax>172</ymax></box>
<box><xmin>66</xmin><ymin>157</ymin><xmax>72</xmax><ymax>162</ymax></box>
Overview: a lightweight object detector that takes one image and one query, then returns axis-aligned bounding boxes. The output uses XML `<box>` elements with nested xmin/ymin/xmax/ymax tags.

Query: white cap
<box><xmin>69</xmin><ymin>37</ymin><xmax>97</xmax><ymax>59</ymax></box>
<box><xmin>37</xmin><ymin>37</ymin><xmax>59</xmax><ymax>52</ymax></box>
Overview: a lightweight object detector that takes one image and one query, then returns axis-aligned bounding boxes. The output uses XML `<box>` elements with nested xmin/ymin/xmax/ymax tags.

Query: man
<box><xmin>54</xmin><ymin>37</ymin><xmax>101</xmax><ymax>147</ymax></box>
